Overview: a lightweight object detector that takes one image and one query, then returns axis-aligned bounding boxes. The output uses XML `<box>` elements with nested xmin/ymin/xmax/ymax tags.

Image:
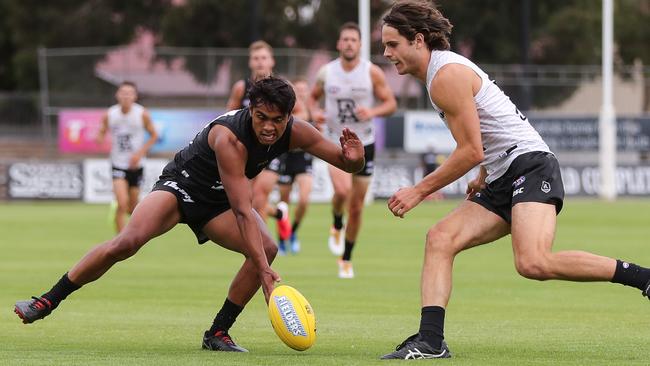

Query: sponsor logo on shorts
<box><xmin>541</xmin><ymin>181</ymin><xmax>551</xmax><ymax>193</ymax></box>
<box><xmin>163</xmin><ymin>180</ymin><xmax>194</xmax><ymax>203</ymax></box>
<box><xmin>512</xmin><ymin>176</ymin><xmax>526</xmax><ymax>187</ymax></box>
<box><xmin>211</xmin><ymin>180</ymin><xmax>224</xmax><ymax>191</ymax></box>
<box><xmin>274</xmin><ymin>295</ymin><xmax>307</xmax><ymax>337</ymax></box>
<box><xmin>513</xmin><ymin>187</ymin><xmax>525</xmax><ymax>197</ymax></box>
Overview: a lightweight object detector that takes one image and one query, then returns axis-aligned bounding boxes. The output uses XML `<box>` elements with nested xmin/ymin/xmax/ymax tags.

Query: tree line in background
<box><xmin>0</xmin><ymin>0</ymin><xmax>649</xmax><ymax>109</ymax></box>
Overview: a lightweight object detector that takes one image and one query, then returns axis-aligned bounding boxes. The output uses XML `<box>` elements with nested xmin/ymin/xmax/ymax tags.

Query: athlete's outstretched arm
<box><xmin>209</xmin><ymin>126</ymin><xmax>280</xmax><ymax>302</ymax></box>
<box><xmin>290</xmin><ymin>119</ymin><xmax>364</xmax><ymax>173</ymax></box>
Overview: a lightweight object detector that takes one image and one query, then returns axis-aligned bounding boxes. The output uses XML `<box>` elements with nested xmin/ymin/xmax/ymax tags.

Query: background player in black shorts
<box><xmin>275</xmin><ymin>77</ymin><xmax>316</xmax><ymax>255</ymax></box>
<box><xmin>15</xmin><ymin>77</ymin><xmax>365</xmax><ymax>353</ymax></box>
<box><xmin>96</xmin><ymin>81</ymin><xmax>158</xmax><ymax>233</ymax></box>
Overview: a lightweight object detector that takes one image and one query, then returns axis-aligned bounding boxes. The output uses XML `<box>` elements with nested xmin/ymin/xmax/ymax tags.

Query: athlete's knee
<box><xmin>105</xmin><ymin>232</ymin><xmax>147</xmax><ymax>261</ymax></box>
<box><xmin>515</xmin><ymin>255</ymin><xmax>552</xmax><ymax>281</ymax></box>
<box><xmin>115</xmin><ymin>202</ymin><xmax>129</xmax><ymax>215</ymax></box>
<box><xmin>348</xmin><ymin>200</ymin><xmax>364</xmax><ymax>219</ymax></box>
<box><xmin>425</xmin><ymin>225</ymin><xmax>456</xmax><ymax>255</ymax></box>
<box><xmin>332</xmin><ymin>189</ymin><xmax>349</xmax><ymax>203</ymax></box>
<box><xmin>264</xmin><ymin>239</ymin><xmax>278</xmax><ymax>263</ymax></box>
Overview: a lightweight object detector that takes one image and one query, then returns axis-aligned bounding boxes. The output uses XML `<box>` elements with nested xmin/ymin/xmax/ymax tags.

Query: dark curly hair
<box><xmin>247</xmin><ymin>76</ymin><xmax>296</xmax><ymax>116</ymax></box>
<box><xmin>383</xmin><ymin>0</ymin><xmax>453</xmax><ymax>51</ymax></box>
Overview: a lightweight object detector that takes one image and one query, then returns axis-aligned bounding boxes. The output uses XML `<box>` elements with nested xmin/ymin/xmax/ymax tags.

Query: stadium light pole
<box><xmin>359</xmin><ymin>0</ymin><xmax>371</xmax><ymax>62</ymax></box>
<box><xmin>599</xmin><ymin>0</ymin><xmax>617</xmax><ymax>200</ymax></box>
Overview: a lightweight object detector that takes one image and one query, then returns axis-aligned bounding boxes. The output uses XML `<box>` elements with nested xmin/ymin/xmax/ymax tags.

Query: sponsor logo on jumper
<box><xmin>541</xmin><ymin>181</ymin><xmax>551</xmax><ymax>193</ymax></box>
<box><xmin>163</xmin><ymin>181</ymin><xmax>194</xmax><ymax>202</ymax></box>
<box><xmin>513</xmin><ymin>176</ymin><xmax>526</xmax><ymax>187</ymax></box>
<box><xmin>513</xmin><ymin>187</ymin><xmax>525</xmax><ymax>197</ymax></box>
<box><xmin>274</xmin><ymin>295</ymin><xmax>307</xmax><ymax>337</ymax></box>
<box><xmin>336</xmin><ymin>98</ymin><xmax>359</xmax><ymax>123</ymax></box>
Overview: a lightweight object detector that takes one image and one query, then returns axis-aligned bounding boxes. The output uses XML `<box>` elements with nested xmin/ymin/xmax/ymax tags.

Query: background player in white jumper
<box><xmin>380</xmin><ymin>1</ymin><xmax>650</xmax><ymax>360</ymax></box>
<box><xmin>310</xmin><ymin>22</ymin><xmax>396</xmax><ymax>278</ymax></box>
<box><xmin>96</xmin><ymin>81</ymin><xmax>158</xmax><ymax>233</ymax></box>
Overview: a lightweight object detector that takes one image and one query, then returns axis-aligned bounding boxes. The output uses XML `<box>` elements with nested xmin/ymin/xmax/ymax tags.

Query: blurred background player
<box><xmin>225</xmin><ymin>40</ymin><xmax>292</xmax><ymax>244</ymax></box>
<box><xmin>276</xmin><ymin>77</ymin><xmax>316</xmax><ymax>255</ymax></box>
<box><xmin>310</xmin><ymin>22</ymin><xmax>397</xmax><ymax>278</ymax></box>
<box><xmin>96</xmin><ymin>81</ymin><xmax>158</xmax><ymax>233</ymax></box>
<box><xmin>420</xmin><ymin>146</ymin><xmax>445</xmax><ymax>201</ymax></box>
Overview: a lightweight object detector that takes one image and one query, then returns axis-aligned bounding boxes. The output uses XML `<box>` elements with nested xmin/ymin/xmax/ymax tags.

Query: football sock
<box><xmin>274</xmin><ymin>208</ymin><xmax>283</xmax><ymax>220</ymax></box>
<box><xmin>291</xmin><ymin>221</ymin><xmax>301</xmax><ymax>234</ymax></box>
<box><xmin>41</xmin><ymin>273</ymin><xmax>81</xmax><ymax>309</ymax></box>
<box><xmin>210</xmin><ymin>298</ymin><xmax>243</xmax><ymax>334</ymax></box>
<box><xmin>333</xmin><ymin>213</ymin><xmax>344</xmax><ymax>230</ymax></box>
<box><xmin>342</xmin><ymin>240</ymin><xmax>354</xmax><ymax>261</ymax></box>
<box><xmin>611</xmin><ymin>260</ymin><xmax>650</xmax><ymax>290</ymax></box>
<box><xmin>419</xmin><ymin>306</ymin><xmax>445</xmax><ymax>349</ymax></box>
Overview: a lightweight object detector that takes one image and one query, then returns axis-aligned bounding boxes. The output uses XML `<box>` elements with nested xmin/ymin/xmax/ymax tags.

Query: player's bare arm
<box><xmin>226</xmin><ymin>80</ymin><xmax>246</xmax><ymax>111</ymax></box>
<box><xmin>388</xmin><ymin>64</ymin><xmax>484</xmax><ymax>218</ymax></box>
<box><xmin>95</xmin><ymin>113</ymin><xmax>109</xmax><ymax>145</ymax></box>
<box><xmin>209</xmin><ymin>125</ymin><xmax>280</xmax><ymax>302</ymax></box>
<box><xmin>308</xmin><ymin>68</ymin><xmax>326</xmax><ymax>125</ymax></box>
<box><xmin>129</xmin><ymin>110</ymin><xmax>159</xmax><ymax>169</ymax></box>
<box><xmin>290</xmin><ymin>119</ymin><xmax>364</xmax><ymax>173</ymax></box>
<box><xmin>355</xmin><ymin>64</ymin><xmax>397</xmax><ymax>121</ymax></box>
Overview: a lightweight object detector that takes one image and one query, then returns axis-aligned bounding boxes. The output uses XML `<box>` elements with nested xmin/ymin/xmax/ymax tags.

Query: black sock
<box><xmin>209</xmin><ymin>298</ymin><xmax>243</xmax><ymax>334</ymax></box>
<box><xmin>342</xmin><ymin>240</ymin><xmax>354</xmax><ymax>261</ymax></box>
<box><xmin>333</xmin><ymin>213</ymin><xmax>344</xmax><ymax>230</ymax></box>
<box><xmin>419</xmin><ymin>306</ymin><xmax>445</xmax><ymax>349</ymax></box>
<box><xmin>611</xmin><ymin>259</ymin><xmax>650</xmax><ymax>290</ymax></box>
<box><xmin>41</xmin><ymin>273</ymin><xmax>81</xmax><ymax>309</ymax></box>
<box><xmin>274</xmin><ymin>208</ymin><xmax>283</xmax><ymax>220</ymax></box>
<box><xmin>291</xmin><ymin>220</ymin><xmax>300</xmax><ymax>233</ymax></box>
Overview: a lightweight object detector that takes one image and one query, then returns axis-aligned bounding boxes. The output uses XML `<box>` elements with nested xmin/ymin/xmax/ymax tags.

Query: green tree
<box><xmin>437</xmin><ymin>0</ymin><xmax>601</xmax><ymax>108</ymax></box>
<box><xmin>615</xmin><ymin>0</ymin><xmax>650</xmax><ymax>111</ymax></box>
<box><xmin>4</xmin><ymin>0</ymin><xmax>170</xmax><ymax>93</ymax></box>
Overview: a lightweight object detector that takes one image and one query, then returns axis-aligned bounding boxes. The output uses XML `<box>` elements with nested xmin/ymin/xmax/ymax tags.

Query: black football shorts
<box><xmin>112</xmin><ymin>166</ymin><xmax>144</xmax><ymax>188</ymax></box>
<box><xmin>469</xmin><ymin>151</ymin><xmax>564</xmax><ymax>223</ymax></box>
<box><xmin>278</xmin><ymin>150</ymin><xmax>313</xmax><ymax>185</ymax></box>
<box><xmin>151</xmin><ymin>176</ymin><xmax>230</xmax><ymax>244</ymax></box>
<box><xmin>355</xmin><ymin>143</ymin><xmax>375</xmax><ymax>177</ymax></box>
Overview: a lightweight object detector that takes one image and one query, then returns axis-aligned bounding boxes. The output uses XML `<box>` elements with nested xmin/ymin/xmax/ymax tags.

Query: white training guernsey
<box><xmin>425</xmin><ymin>50</ymin><xmax>550</xmax><ymax>184</ymax></box>
<box><xmin>321</xmin><ymin>58</ymin><xmax>375</xmax><ymax>145</ymax></box>
<box><xmin>107</xmin><ymin>103</ymin><xmax>146</xmax><ymax>170</ymax></box>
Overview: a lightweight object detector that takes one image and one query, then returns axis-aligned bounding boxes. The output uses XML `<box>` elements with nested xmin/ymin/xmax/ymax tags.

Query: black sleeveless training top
<box><xmin>160</xmin><ymin>108</ymin><xmax>293</xmax><ymax>203</ymax></box>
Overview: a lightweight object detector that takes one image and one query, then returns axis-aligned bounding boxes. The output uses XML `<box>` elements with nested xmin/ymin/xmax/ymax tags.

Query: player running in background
<box><xmin>14</xmin><ymin>77</ymin><xmax>365</xmax><ymax>353</ymax></box>
<box><xmin>96</xmin><ymin>81</ymin><xmax>158</xmax><ymax>233</ymax></box>
<box><xmin>226</xmin><ymin>40</ymin><xmax>292</xmax><ymax>243</ymax></box>
<box><xmin>310</xmin><ymin>22</ymin><xmax>396</xmax><ymax>278</ymax></box>
<box><xmin>276</xmin><ymin>77</ymin><xmax>316</xmax><ymax>255</ymax></box>
<box><xmin>380</xmin><ymin>1</ymin><xmax>650</xmax><ymax>359</ymax></box>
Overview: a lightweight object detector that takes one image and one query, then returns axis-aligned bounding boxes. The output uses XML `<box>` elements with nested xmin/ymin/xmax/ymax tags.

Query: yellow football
<box><xmin>268</xmin><ymin>285</ymin><xmax>316</xmax><ymax>351</ymax></box>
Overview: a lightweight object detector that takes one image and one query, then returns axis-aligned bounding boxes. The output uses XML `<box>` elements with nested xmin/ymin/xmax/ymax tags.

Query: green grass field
<box><xmin>1</xmin><ymin>199</ymin><xmax>649</xmax><ymax>365</ymax></box>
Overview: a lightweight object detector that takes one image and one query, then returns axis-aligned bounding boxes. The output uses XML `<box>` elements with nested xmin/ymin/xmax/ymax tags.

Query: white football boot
<box><xmin>328</xmin><ymin>226</ymin><xmax>345</xmax><ymax>256</ymax></box>
<box><xmin>338</xmin><ymin>259</ymin><xmax>354</xmax><ymax>279</ymax></box>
